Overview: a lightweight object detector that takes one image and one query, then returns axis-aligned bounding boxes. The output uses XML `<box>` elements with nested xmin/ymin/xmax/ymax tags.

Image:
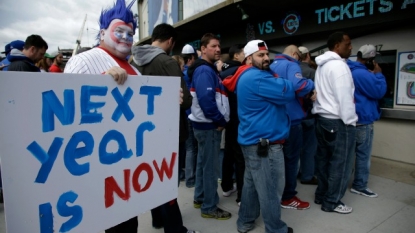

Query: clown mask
<box><xmin>100</xmin><ymin>19</ymin><xmax>134</xmax><ymax>55</ymax></box>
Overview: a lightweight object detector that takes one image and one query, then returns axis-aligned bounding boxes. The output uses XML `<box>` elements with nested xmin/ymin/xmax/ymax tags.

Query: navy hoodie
<box><xmin>7</xmin><ymin>49</ymin><xmax>40</xmax><ymax>72</ymax></box>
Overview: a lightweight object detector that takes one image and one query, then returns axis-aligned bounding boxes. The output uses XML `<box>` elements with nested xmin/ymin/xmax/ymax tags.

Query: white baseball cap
<box><xmin>181</xmin><ymin>44</ymin><xmax>196</xmax><ymax>54</ymax></box>
<box><xmin>298</xmin><ymin>46</ymin><xmax>309</xmax><ymax>54</ymax></box>
<box><xmin>244</xmin><ymin>40</ymin><xmax>268</xmax><ymax>57</ymax></box>
<box><xmin>358</xmin><ymin>44</ymin><xmax>378</xmax><ymax>58</ymax></box>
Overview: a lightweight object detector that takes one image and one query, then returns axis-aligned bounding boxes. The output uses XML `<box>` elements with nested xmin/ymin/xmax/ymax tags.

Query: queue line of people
<box><xmin>0</xmin><ymin>0</ymin><xmax>387</xmax><ymax>231</ymax></box>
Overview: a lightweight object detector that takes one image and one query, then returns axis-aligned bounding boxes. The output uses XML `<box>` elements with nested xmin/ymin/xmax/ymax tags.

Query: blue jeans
<box><xmin>314</xmin><ymin>117</ymin><xmax>356</xmax><ymax>211</ymax></box>
<box><xmin>193</xmin><ymin>128</ymin><xmax>222</xmax><ymax>214</ymax></box>
<box><xmin>185</xmin><ymin>121</ymin><xmax>197</xmax><ymax>187</ymax></box>
<box><xmin>282</xmin><ymin>124</ymin><xmax>302</xmax><ymax>200</ymax></box>
<box><xmin>300</xmin><ymin>118</ymin><xmax>317</xmax><ymax>181</ymax></box>
<box><xmin>237</xmin><ymin>144</ymin><xmax>288</xmax><ymax>233</ymax></box>
<box><xmin>352</xmin><ymin>124</ymin><xmax>374</xmax><ymax>190</ymax></box>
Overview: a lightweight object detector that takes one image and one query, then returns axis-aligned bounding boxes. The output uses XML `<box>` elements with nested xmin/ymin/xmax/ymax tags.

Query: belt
<box><xmin>269</xmin><ymin>139</ymin><xmax>285</xmax><ymax>145</ymax></box>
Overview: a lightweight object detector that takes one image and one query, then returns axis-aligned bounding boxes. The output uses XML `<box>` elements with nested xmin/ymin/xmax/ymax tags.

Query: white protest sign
<box><xmin>0</xmin><ymin>72</ymin><xmax>180</xmax><ymax>233</ymax></box>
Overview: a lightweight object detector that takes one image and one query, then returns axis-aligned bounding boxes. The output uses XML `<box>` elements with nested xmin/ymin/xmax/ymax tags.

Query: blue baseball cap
<box><xmin>1</xmin><ymin>43</ymin><xmax>10</xmax><ymax>54</ymax></box>
<box><xmin>2</xmin><ymin>40</ymin><xmax>25</xmax><ymax>54</ymax></box>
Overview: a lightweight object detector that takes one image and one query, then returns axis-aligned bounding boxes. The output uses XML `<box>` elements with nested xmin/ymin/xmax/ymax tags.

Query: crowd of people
<box><xmin>0</xmin><ymin>0</ymin><xmax>387</xmax><ymax>232</ymax></box>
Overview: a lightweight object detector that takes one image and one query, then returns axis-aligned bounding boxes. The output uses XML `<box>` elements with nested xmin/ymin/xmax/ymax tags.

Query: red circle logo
<box><xmin>283</xmin><ymin>14</ymin><xmax>300</xmax><ymax>35</ymax></box>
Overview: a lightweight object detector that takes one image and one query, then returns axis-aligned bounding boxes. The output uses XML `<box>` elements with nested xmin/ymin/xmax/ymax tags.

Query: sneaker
<box><xmin>350</xmin><ymin>188</ymin><xmax>378</xmax><ymax>198</ymax></box>
<box><xmin>223</xmin><ymin>184</ymin><xmax>237</xmax><ymax>197</ymax></box>
<box><xmin>201</xmin><ymin>207</ymin><xmax>232</xmax><ymax>220</ymax></box>
<box><xmin>281</xmin><ymin>196</ymin><xmax>310</xmax><ymax>210</ymax></box>
<box><xmin>300</xmin><ymin>177</ymin><xmax>318</xmax><ymax>185</ymax></box>
<box><xmin>314</xmin><ymin>199</ymin><xmax>322</xmax><ymax>205</ymax></box>
<box><xmin>193</xmin><ymin>200</ymin><xmax>203</xmax><ymax>209</ymax></box>
<box><xmin>321</xmin><ymin>202</ymin><xmax>352</xmax><ymax>214</ymax></box>
<box><xmin>186</xmin><ymin>230</ymin><xmax>201</xmax><ymax>233</ymax></box>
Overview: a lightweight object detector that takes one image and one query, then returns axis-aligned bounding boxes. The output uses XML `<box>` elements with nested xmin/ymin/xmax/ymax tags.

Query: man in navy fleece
<box><xmin>270</xmin><ymin>45</ymin><xmax>315</xmax><ymax>211</ymax></box>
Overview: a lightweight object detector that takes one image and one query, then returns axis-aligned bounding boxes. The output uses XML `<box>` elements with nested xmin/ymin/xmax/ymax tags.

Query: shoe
<box><xmin>281</xmin><ymin>196</ymin><xmax>310</xmax><ymax>210</ymax></box>
<box><xmin>186</xmin><ymin>230</ymin><xmax>201</xmax><ymax>233</ymax></box>
<box><xmin>201</xmin><ymin>207</ymin><xmax>232</xmax><ymax>220</ymax></box>
<box><xmin>321</xmin><ymin>202</ymin><xmax>352</xmax><ymax>214</ymax></box>
<box><xmin>218</xmin><ymin>178</ymin><xmax>222</xmax><ymax>183</ymax></box>
<box><xmin>0</xmin><ymin>189</ymin><xmax>3</xmax><ymax>204</ymax></box>
<box><xmin>193</xmin><ymin>200</ymin><xmax>202</xmax><ymax>209</ymax></box>
<box><xmin>314</xmin><ymin>199</ymin><xmax>322</xmax><ymax>205</ymax></box>
<box><xmin>223</xmin><ymin>184</ymin><xmax>237</xmax><ymax>197</ymax></box>
<box><xmin>300</xmin><ymin>177</ymin><xmax>318</xmax><ymax>185</ymax></box>
<box><xmin>288</xmin><ymin>227</ymin><xmax>294</xmax><ymax>233</ymax></box>
<box><xmin>350</xmin><ymin>188</ymin><xmax>378</xmax><ymax>198</ymax></box>
<box><xmin>237</xmin><ymin>202</ymin><xmax>241</xmax><ymax>207</ymax></box>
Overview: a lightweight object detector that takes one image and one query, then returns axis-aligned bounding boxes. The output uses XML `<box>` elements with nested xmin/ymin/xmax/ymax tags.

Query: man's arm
<box><xmin>288</xmin><ymin>63</ymin><xmax>314</xmax><ymax>97</ymax></box>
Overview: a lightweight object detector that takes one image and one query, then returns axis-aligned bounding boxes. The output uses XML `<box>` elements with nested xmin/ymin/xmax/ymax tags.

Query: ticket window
<box><xmin>376</xmin><ymin>50</ymin><xmax>396</xmax><ymax>108</ymax></box>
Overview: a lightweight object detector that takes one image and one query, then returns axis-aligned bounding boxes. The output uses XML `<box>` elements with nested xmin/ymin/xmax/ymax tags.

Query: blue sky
<box><xmin>0</xmin><ymin>0</ymin><xmax>138</xmax><ymax>55</ymax></box>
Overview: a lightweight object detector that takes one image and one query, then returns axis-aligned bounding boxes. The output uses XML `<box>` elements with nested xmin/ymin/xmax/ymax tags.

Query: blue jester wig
<box><xmin>98</xmin><ymin>0</ymin><xmax>137</xmax><ymax>39</ymax></box>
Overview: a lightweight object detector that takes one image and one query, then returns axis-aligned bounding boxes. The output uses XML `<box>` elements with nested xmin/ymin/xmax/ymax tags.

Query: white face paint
<box><xmin>101</xmin><ymin>19</ymin><xmax>134</xmax><ymax>55</ymax></box>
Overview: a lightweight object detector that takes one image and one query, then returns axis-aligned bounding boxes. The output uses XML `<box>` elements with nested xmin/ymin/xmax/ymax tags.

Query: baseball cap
<box><xmin>244</xmin><ymin>39</ymin><xmax>268</xmax><ymax>57</ymax></box>
<box><xmin>358</xmin><ymin>44</ymin><xmax>378</xmax><ymax>58</ymax></box>
<box><xmin>182</xmin><ymin>44</ymin><xmax>196</xmax><ymax>54</ymax></box>
<box><xmin>298</xmin><ymin>46</ymin><xmax>309</xmax><ymax>54</ymax></box>
<box><xmin>1</xmin><ymin>40</ymin><xmax>25</xmax><ymax>54</ymax></box>
<box><xmin>45</xmin><ymin>51</ymin><xmax>60</xmax><ymax>58</ymax></box>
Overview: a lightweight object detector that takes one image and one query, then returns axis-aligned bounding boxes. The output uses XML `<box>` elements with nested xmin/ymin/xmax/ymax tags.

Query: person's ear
<box><xmin>100</xmin><ymin>29</ymin><xmax>105</xmax><ymax>41</ymax></box>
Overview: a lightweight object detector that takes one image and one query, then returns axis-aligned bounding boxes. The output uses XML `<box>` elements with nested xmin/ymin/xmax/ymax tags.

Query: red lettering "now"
<box><xmin>104</xmin><ymin>152</ymin><xmax>177</xmax><ymax>208</ymax></box>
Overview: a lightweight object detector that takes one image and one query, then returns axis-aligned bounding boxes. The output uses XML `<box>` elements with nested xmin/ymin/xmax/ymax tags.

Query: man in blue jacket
<box><xmin>223</xmin><ymin>39</ymin><xmax>295</xmax><ymax>233</ymax></box>
<box><xmin>270</xmin><ymin>45</ymin><xmax>315</xmax><ymax>210</ymax></box>
<box><xmin>188</xmin><ymin>33</ymin><xmax>231</xmax><ymax>220</ymax></box>
<box><xmin>0</xmin><ymin>40</ymin><xmax>25</xmax><ymax>71</ymax></box>
<box><xmin>347</xmin><ymin>44</ymin><xmax>387</xmax><ymax>198</ymax></box>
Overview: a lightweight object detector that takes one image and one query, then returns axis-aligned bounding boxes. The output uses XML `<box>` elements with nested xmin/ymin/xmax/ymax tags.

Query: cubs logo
<box><xmin>282</xmin><ymin>13</ymin><xmax>300</xmax><ymax>35</ymax></box>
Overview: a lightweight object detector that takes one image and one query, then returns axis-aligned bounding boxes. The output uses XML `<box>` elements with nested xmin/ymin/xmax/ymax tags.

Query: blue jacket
<box><xmin>270</xmin><ymin>54</ymin><xmax>314</xmax><ymax>125</ymax></box>
<box><xmin>183</xmin><ymin>64</ymin><xmax>191</xmax><ymax>116</ymax></box>
<box><xmin>223</xmin><ymin>65</ymin><xmax>295</xmax><ymax>146</ymax></box>
<box><xmin>347</xmin><ymin>60</ymin><xmax>387</xmax><ymax>124</ymax></box>
<box><xmin>0</xmin><ymin>58</ymin><xmax>11</xmax><ymax>71</ymax></box>
<box><xmin>187</xmin><ymin>59</ymin><xmax>230</xmax><ymax>130</ymax></box>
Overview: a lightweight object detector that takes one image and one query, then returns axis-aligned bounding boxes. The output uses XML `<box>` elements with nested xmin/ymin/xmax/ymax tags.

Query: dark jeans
<box><xmin>179</xmin><ymin>141</ymin><xmax>186</xmax><ymax>185</ymax></box>
<box><xmin>222</xmin><ymin>125</ymin><xmax>245</xmax><ymax>203</ymax></box>
<box><xmin>151</xmin><ymin>199</ymin><xmax>188</xmax><ymax>233</ymax></box>
<box><xmin>105</xmin><ymin>217</ymin><xmax>138</xmax><ymax>233</ymax></box>
<box><xmin>352</xmin><ymin>124</ymin><xmax>374</xmax><ymax>190</ymax></box>
<box><xmin>282</xmin><ymin>123</ymin><xmax>303</xmax><ymax>200</ymax></box>
<box><xmin>300</xmin><ymin>118</ymin><xmax>317</xmax><ymax>181</ymax></box>
<box><xmin>314</xmin><ymin>117</ymin><xmax>356</xmax><ymax>211</ymax></box>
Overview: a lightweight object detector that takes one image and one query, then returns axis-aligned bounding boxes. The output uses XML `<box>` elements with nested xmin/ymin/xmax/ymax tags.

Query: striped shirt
<box><xmin>64</xmin><ymin>47</ymin><xmax>140</xmax><ymax>75</ymax></box>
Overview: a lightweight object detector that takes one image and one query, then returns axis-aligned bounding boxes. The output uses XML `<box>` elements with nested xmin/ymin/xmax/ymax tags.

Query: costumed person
<box><xmin>65</xmin><ymin>0</ymin><xmax>139</xmax><ymax>232</ymax></box>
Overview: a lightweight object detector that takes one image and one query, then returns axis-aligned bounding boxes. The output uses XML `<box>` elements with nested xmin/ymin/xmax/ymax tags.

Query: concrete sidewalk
<box><xmin>1</xmin><ymin>157</ymin><xmax>414</xmax><ymax>233</ymax></box>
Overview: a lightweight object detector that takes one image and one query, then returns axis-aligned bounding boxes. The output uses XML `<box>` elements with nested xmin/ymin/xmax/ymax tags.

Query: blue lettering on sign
<box><xmin>111</xmin><ymin>87</ymin><xmax>134</xmax><ymax>122</ymax></box>
<box><xmin>42</xmin><ymin>90</ymin><xmax>75</xmax><ymax>133</ymax></box>
<box><xmin>99</xmin><ymin>129</ymin><xmax>133</xmax><ymax>164</ymax></box>
<box><xmin>64</xmin><ymin>131</ymin><xmax>94</xmax><ymax>176</ymax></box>
<box><xmin>136</xmin><ymin>121</ymin><xmax>155</xmax><ymax>156</ymax></box>
<box><xmin>32</xmin><ymin>83</ymin><xmax>167</xmax><ymax>232</ymax></box>
<box><xmin>28</xmin><ymin>138</ymin><xmax>64</xmax><ymax>184</ymax></box>
<box><xmin>315</xmin><ymin>0</ymin><xmax>394</xmax><ymax>24</ymax></box>
<box><xmin>139</xmin><ymin>86</ymin><xmax>162</xmax><ymax>115</ymax></box>
<box><xmin>258</xmin><ymin>21</ymin><xmax>274</xmax><ymax>35</ymax></box>
<box><xmin>57</xmin><ymin>191</ymin><xmax>83</xmax><ymax>232</ymax></box>
<box><xmin>39</xmin><ymin>203</ymin><xmax>53</xmax><ymax>233</ymax></box>
<box><xmin>80</xmin><ymin>86</ymin><xmax>108</xmax><ymax>124</ymax></box>
<box><xmin>379</xmin><ymin>0</ymin><xmax>393</xmax><ymax>12</ymax></box>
